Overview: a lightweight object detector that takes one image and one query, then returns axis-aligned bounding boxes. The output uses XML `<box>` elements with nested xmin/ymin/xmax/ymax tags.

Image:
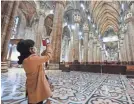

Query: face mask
<box><xmin>30</xmin><ymin>47</ymin><xmax>37</xmax><ymax>53</ymax></box>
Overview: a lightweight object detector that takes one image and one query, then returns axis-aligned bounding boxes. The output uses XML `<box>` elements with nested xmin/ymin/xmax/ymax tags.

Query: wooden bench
<box><xmin>126</xmin><ymin>65</ymin><xmax>134</xmax><ymax>78</ymax></box>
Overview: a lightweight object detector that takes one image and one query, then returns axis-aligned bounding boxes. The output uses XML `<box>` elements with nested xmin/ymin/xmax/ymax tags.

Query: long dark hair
<box><xmin>17</xmin><ymin>39</ymin><xmax>35</xmax><ymax>64</ymax></box>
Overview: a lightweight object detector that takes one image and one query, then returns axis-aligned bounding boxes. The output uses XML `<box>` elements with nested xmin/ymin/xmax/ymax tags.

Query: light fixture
<box><xmin>80</xmin><ymin>4</ymin><xmax>85</xmax><ymax>10</ymax></box>
<box><xmin>92</xmin><ymin>24</ymin><xmax>95</xmax><ymax>28</ymax></box>
<box><xmin>88</xmin><ymin>16</ymin><xmax>91</xmax><ymax>21</ymax></box>
<box><xmin>79</xmin><ymin>32</ymin><xmax>82</xmax><ymax>36</ymax></box>
<box><xmin>80</xmin><ymin>35</ymin><xmax>83</xmax><ymax>39</ymax></box>
<box><xmin>50</xmin><ymin>10</ymin><xmax>53</xmax><ymax>14</ymax></box>
<box><xmin>64</xmin><ymin>22</ymin><xmax>67</xmax><ymax>26</ymax></box>
<box><xmin>121</xmin><ymin>3</ymin><xmax>124</xmax><ymax>10</ymax></box>
<box><xmin>9</xmin><ymin>44</ymin><xmax>12</xmax><ymax>47</ymax></box>
<box><xmin>71</xmin><ymin>25</ymin><xmax>75</xmax><ymax>29</ymax></box>
<box><xmin>96</xmin><ymin>30</ymin><xmax>98</xmax><ymax>34</ymax></box>
<box><xmin>121</xmin><ymin>17</ymin><xmax>123</xmax><ymax>21</ymax></box>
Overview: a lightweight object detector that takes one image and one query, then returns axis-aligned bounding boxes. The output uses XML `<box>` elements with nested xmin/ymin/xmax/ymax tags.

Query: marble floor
<box><xmin>1</xmin><ymin>68</ymin><xmax>134</xmax><ymax>104</ymax></box>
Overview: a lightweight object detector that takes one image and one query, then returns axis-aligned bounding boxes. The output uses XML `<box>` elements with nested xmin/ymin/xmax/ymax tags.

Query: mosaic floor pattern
<box><xmin>1</xmin><ymin>68</ymin><xmax>134</xmax><ymax>104</ymax></box>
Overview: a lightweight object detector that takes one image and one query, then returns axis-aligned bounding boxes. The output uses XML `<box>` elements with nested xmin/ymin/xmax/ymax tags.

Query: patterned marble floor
<box><xmin>1</xmin><ymin>68</ymin><xmax>134</xmax><ymax>104</ymax></box>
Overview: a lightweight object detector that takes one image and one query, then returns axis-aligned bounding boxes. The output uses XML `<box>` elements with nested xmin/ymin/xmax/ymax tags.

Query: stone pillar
<box><xmin>60</xmin><ymin>38</ymin><xmax>64</xmax><ymax>62</ymax></box>
<box><xmin>50</xmin><ymin>2</ymin><xmax>65</xmax><ymax>65</ymax></box>
<box><xmin>88</xmin><ymin>42</ymin><xmax>91</xmax><ymax>63</ymax></box>
<box><xmin>7</xmin><ymin>44</ymin><xmax>13</xmax><ymax>68</ymax></box>
<box><xmin>120</xmin><ymin>34</ymin><xmax>125</xmax><ymax>63</ymax></box>
<box><xmin>35</xmin><ymin>14</ymin><xmax>45</xmax><ymax>55</ymax></box>
<box><xmin>117</xmin><ymin>40</ymin><xmax>120</xmax><ymax>61</ymax></box>
<box><xmin>83</xmin><ymin>22</ymin><xmax>89</xmax><ymax>63</ymax></box>
<box><xmin>125</xmin><ymin>33</ymin><xmax>131</xmax><ymax>63</ymax></box>
<box><xmin>68</xmin><ymin>35</ymin><xmax>74</xmax><ymax>62</ymax></box>
<box><xmin>65</xmin><ymin>38</ymin><xmax>69</xmax><ymax>62</ymax></box>
<box><xmin>88</xmin><ymin>32</ymin><xmax>93</xmax><ymax>63</ymax></box>
<box><xmin>7</xmin><ymin>44</ymin><xmax>13</xmax><ymax>60</ymax></box>
<box><xmin>1</xmin><ymin>1</ymin><xmax>14</xmax><ymax>53</ymax></box>
<box><xmin>79</xmin><ymin>39</ymin><xmax>82</xmax><ymax>63</ymax></box>
<box><xmin>120</xmin><ymin>43</ymin><xmax>123</xmax><ymax>62</ymax></box>
<box><xmin>73</xmin><ymin>11</ymin><xmax>81</xmax><ymax>63</ymax></box>
<box><xmin>98</xmin><ymin>47</ymin><xmax>100</xmax><ymax>62</ymax></box>
<box><xmin>126</xmin><ymin>11</ymin><xmax>134</xmax><ymax>63</ymax></box>
<box><xmin>1</xmin><ymin>1</ymin><xmax>20</xmax><ymax>62</ymax></box>
<box><xmin>60</xmin><ymin>36</ymin><xmax>68</xmax><ymax>62</ymax></box>
<box><xmin>93</xmin><ymin>37</ymin><xmax>97</xmax><ymax>63</ymax></box>
<box><xmin>101</xmin><ymin>49</ymin><xmax>105</xmax><ymax>62</ymax></box>
<box><xmin>96</xmin><ymin>44</ymin><xmax>100</xmax><ymax>63</ymax></box>
<box><xmin>81</xmin><ymin>45</ymin><xmax>84</xmax><ymax>63</ymax></box>
<box><xmin>122</xmin><ymin>37</ymin><xmax>128</xmax><ymax>62</ymax></box>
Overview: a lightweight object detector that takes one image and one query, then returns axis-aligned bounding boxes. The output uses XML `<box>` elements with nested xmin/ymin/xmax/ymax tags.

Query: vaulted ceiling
<box><xmin>90</xmin><ymin>1</ymin><xmax>121</xmax><ymax>35</ymax></box>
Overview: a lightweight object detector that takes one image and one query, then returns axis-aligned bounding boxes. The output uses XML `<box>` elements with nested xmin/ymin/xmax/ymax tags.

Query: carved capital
<box><xmin>73</xmin><ymin>12</ymin><xmax>81</xmax><ymax>23</ymax></box>
<box><xmin>124</xmin><ymin>11</ymin><xmax>134</xmax><ymax>23</ymax></box>
<box><xmin>83</xmin><ymin>22</ymin><xmax>89</xmax><ymax>33</ymax></box>
<box><xmin>55</xmin><ymin>1</ymin><xmax>66</xmax><ymax>7</ymax></box>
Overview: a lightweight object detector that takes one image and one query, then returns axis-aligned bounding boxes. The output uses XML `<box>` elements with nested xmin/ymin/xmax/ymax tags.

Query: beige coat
<box><xmin>23</xmin><ymin>45</ymin><xmax>52</xmax><ymax>103</ymax></box>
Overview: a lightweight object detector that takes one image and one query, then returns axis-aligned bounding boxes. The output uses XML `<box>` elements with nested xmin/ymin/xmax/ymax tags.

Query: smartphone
<box><xmin>42</xmin><ymin>38</ymin><xmax>50</xmax><ymax>46</ymax></box>
<box><xmin>42</xmin><ymin>39</ymin><xmax>46</xmax><ymax>46</ymax></box>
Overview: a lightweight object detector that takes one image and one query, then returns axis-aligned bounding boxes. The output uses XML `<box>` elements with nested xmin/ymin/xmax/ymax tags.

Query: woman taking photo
<box><xmin>17</xmin><ymin>39</ymin><xmax>52</xmax><ymax>104</ymax></box>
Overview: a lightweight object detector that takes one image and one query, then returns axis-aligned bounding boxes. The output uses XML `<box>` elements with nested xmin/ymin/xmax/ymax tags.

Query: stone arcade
<box><xmin>1</xmin><ymin>1</ymin><xmax>134</xmax><ymax>104</ymax></box>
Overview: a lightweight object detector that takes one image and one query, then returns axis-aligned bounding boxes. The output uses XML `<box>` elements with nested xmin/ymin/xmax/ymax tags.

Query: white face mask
<box><xmin>30</xmin><ymin>47</ymin><xmax>37</xmax><ymax>53</ymax></box>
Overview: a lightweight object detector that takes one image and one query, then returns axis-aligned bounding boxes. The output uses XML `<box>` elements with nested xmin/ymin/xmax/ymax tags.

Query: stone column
<box><xmin>88</xmin><ymin>42</ymin><xmax>92</xmax><ymax>63</ymax></box>
<box><xmin>79</xmin><ymin>39</ymin><xmax>82</xmax><ymax>63</ymax></box>
<box><xmin>65</xmin><ymin>38</ymin><xmax>69</xmax><ymax>62</ymax></box>
<box><xmin>50</xmin><ymin>2</ymin><xmax>65</xmax><ymax>65</ymax></box>
<box><xmin>96</xmin><ymin>44</ymin><xmax>100</xmax><ymax>63</ymax></box>
<box><xmin>1</xmin><ymin>1</ymin><xmax>20</xmax><ymax>62</ymax></box>
<box><xmin>60</xmin><ymin>36</ymin><xmax>68</xmax><ymax>62</ymax></box>
<box><xmin>88</xmin><ymin>32</ymin><xmax>93</xmax><ymax>63</ymax></box>
<box><xmin>35</xmin><ymin>14</ymin><xmax>45</xmax><ymax>55</ymax></box>
<box><xmin>68</xmin><ymin>35</ymin><xmax>73</xmax><ymax>62</ymax></box>
<box><xmin>81</xmin><ymin>45</ymin><xmax>84</xmax><ymax>63</ymax></box>
<box><xmin>7</xmin><ymin>44</ymin><xmax>13</xmax><ymax>60</ymax></box>
<box><xmin>123</xmin><ymin>42</ymin><xmax>127</xmax><ymax>62</ymax></box>
<box><xmin>93</xmin><ymin>37</ymin><xmax>97</xmax><ymax>63</ymax></box>
<box><xmin>60</xmin><ymin>38</ymin><xmax>64</xmax><ymax>62</ymax></box>
<box><xmin>73</xmin><ymin>11</ymin><xmax>81</xmax><ymax>62</ymax></box>
<box><xmin>7</xmin><ymin>44</ymin><xmax>13</xmax><ymax>67</ymax></box>
<box><xmin>83</xmin><ymin>22</ymin><xmax>89</xmax><ymax>64</ymax></box>
<box><xmin>101</xmin><ymin>49</ymin><xmax>105</xmax><ymax>62</ymax></box>
<box><xmin>126</xmin><ymin>11</ymin><xmax>134</xmax><ymax>63</ymax></box>
<box><xmin>125</xmin><ymin>33</ymin><xmax>131</xmax><ymax>63</ymax></box>
<box><xmin>98</xmin><ymin>47</ymin><xmax>100</xmax><ymax>62</ymax></box>
<box><xmin>120</xmin><ymin>34</ymin><xmax>125</xmax><ymax>63</ymax></box>
<box><xmin>1</xmin><ymin>1</ymin><xmax>14</xmax><ymax>53</ymax></box>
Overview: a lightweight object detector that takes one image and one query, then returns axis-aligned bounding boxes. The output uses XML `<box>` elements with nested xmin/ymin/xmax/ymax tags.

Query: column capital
<box><xmin>55</xmin><ymin>1</ymin><xmax>66</xmax><ymax>7</ymax></box>
<box><xmin>83</xmin><ymin>22</ymin><xmax>89</xmax><ymax>33</ymax></box>
<box><xmin>73</xmin><ymin>11</ymin><xmax>81</xmax><ymax>23</ymax></box>
<box><xmin>125</xmin><ymin>10</ymin><xmax>134</xmax><ymax>23</ymax></box>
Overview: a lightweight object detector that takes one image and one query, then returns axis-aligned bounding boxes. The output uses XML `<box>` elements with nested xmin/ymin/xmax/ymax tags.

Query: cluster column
<box><xmin>83</xmin><ymin>22</ymin><xmax>89</xmax><ymax>63</ymax></box>
<box><xmin>73</xmin><ymin>11</ymin><xmax>81</xmax><ymax>62</ymax></box>
<box><xmin>1</xmin><ymin>1</ymin><xmax>20</xmax><ymax>62</ymax></box>
<box><xmin>50</xmin><ymin>2</ymin><xmax>65</xmax><ymax>64</ymax></box>
<box><xmin>88</xmin><ymin>32</ymin><xmax>94</xmax><ymax>63</ymax></box>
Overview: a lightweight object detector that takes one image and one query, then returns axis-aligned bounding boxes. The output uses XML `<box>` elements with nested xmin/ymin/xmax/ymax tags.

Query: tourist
<box><xmin>17</xmin><ymin>39</ymin><xmax>52</xmax><ymax>104</ymax></box>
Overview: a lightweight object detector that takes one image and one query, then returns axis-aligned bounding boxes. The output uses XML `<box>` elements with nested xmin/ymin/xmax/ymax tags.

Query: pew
<box><xmin>126</xmin><ymin>65</ymin><xmax>134</xmax><ymax>78</ymax></box>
